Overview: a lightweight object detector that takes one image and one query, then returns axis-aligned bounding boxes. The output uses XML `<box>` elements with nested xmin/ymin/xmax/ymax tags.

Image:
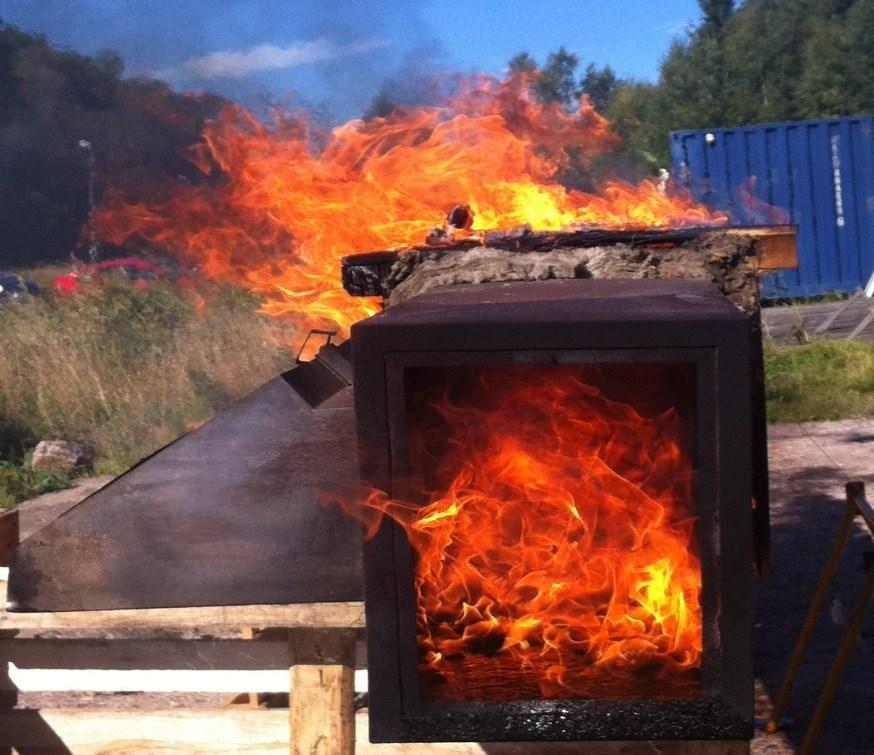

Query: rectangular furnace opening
<box><xmin>402</xmin><ymin>362</ymin><xmax>702</xmax><ymax>704</ymax></box>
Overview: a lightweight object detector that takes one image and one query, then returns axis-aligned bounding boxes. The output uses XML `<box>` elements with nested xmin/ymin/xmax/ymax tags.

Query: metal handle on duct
<box><xmin>296</xmin><ymin>329</ymin><xmax>337</xmax><ymax>364</ymax></box>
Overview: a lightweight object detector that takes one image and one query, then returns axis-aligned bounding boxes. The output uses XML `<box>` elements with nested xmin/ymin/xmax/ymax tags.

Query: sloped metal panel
<box><xmin>7</xmin><ymin>347</ymin><xmax>363</xmax><ymax>612</ymax></box>
<box><xmin>671</xmin><ymin>116</ymin><xmax>874</xmax><ymax>298</ymax></box>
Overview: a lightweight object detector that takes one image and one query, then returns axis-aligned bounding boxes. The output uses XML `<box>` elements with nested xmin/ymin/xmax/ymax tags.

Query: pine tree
<box><xmin>841</xmin><ymin>0</ymin><xmax>874</xmax><ymax>112</ymax></box>
<box><xmin>507</xmin><ymin>52</ymin><xmax>538</xmax><ymax>74</ymax></box>
<box><xmin>700</xmin><ymin>0</ymin><xmax>735</xmax><ymax>28</ymax></box>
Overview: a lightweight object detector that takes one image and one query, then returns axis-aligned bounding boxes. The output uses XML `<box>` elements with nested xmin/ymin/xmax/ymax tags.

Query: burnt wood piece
<box><xmin>341</xmin><ymin>251</ymin><xmax>399</xmax><ymax>298</ymax></box>
<box><xmin>341</xmin><ymin>225</ymin><xmax>797</xmax><ymax>298</ymax></box>
<box><xmin>7</xmin><ymin>343</ymin><xmax>364</xmax><ymax>612</ymax></box>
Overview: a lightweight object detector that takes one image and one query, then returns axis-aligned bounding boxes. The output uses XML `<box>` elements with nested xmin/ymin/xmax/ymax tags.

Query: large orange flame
<box><xmin>342</xmin><ymin>364</ymin><xmax>702</xmax><ymax>702</ymax></box>
<box><xmin>94</xmin><ymin>74</ymin><xmax>726</xmax><ymax>340</ymax></box>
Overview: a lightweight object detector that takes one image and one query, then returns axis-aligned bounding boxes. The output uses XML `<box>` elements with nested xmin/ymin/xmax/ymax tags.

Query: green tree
<box><xmin>838</xmin><ymin>0</ymin><xmax>874</xmax><ymax>112</ymax></box>
<box><xmin>605</xmin><ymin>82</ymin><xmax>663</xmax><ymax>173</ymax></box>
<box><xmin>505</xmin><ymin>2</ymin><xmax>874</xmax><ymax>176</ymax></box>
<box><xmin>534</xmin><ymin>46</ymin><xmax>580</xmax><ymax>106</ymax></box>
<box><xmin>580</xmin><ymin>64</ymin><xmax>619</xmax><ymax>112</ymax></box>
<box><xmin>613</xmin><ymin>0</ymin><xmax>874</xmax><ymax>166</ymax></box>
<box><xmin>507</xmin><ymin>51</ymin><xmax>538</xmax><ymax>74</ymax></box>
<box><xmin>506</xmin><ymin>50</ymin><xmax>623</xmax><ymax>112</ymax></box>
<box><xmin>700</xmin><ymin>0</ymin><xmax>735</xmax><ymax>28</ymax></box>
<box><xmin>795</xmin><ymin>16</ymin><xmax>854</xmax><ymax>116</ymax></box>
<box><xmin>0</xmin><ymin>21</ymin><xmax>227</xmax><ymax>267</ymax></box>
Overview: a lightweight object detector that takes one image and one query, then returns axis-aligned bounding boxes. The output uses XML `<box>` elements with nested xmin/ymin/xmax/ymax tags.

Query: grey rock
<box><xmin>31</xmin><ymin>440</ymin><xmax>92</xmax><ymax>474</ymax></box>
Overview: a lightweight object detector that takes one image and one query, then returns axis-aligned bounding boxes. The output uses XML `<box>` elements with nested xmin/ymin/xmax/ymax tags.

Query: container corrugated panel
<box><xmin>670</xmin><ymin>116</ymin><xmax>874</xmax><ymax>299</ymax></box>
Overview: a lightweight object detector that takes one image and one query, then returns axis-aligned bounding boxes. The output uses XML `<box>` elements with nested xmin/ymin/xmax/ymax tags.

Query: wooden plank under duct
<box><xmin>0</xmin><ymin>575</ymin><xmax>364</xmax><ymax>754</ymax></box>
<box><xmin>0</xmin><ymin>589</ymin><xmax>365</xmax><ymax>633</ymax></box>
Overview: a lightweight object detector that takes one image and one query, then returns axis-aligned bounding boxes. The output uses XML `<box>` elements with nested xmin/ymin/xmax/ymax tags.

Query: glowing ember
<box><xmin>94</xmin><ymin>74</ymin><xmax>726</xmax><ymax>340</ymax></box>
<box><xmin>343</xmin><ymin>364</ymin><xmax>703</xmax><ymax>701</ymax></box>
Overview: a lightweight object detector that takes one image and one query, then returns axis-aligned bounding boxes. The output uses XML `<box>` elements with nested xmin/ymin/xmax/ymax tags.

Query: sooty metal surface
<box><xmin>394</xmin><ymin>699</ymin><xmax>749</xmax><ymax>741</ymax></box>
<box><xmin>7</xmin><ymin>343</ymin><xmax>363</xmax><ymax>612</ymax></box>
<box><xmin>353</xmin><ymin>278</ymin><xmax>754</xmax><ymax>742</ymax></box>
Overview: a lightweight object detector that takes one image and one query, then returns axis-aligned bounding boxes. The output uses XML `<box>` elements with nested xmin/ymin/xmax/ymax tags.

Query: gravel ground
<box><xmin>10</xmin><ymin>419</ymin><xmax>874</xmax><ymax>754</ymax></box>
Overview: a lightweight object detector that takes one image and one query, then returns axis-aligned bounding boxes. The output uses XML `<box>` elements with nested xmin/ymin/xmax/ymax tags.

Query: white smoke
<box><xmin>162</xmin><ymin>38</ymin><xmax>388</xmax><ymax>80</ymax></box>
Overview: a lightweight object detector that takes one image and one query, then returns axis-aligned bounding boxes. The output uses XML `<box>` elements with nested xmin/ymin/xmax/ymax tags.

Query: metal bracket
<box><xmin>296</xmin><ymin>329</ymin><xmax>337</xmax><ymax>365</ymax></box>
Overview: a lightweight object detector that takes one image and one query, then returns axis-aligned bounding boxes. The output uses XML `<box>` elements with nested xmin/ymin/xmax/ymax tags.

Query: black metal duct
<box><xmin>7</xmin><ymin>343</ymin><xmax>363</xmax><ymax>612</ymax></box>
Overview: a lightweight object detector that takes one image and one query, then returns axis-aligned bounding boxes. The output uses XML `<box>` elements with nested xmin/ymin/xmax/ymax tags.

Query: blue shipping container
<box><xmin>670</xmin><ymin>116</ymin><xmax>874</xmax><ymax>299</ymax></box>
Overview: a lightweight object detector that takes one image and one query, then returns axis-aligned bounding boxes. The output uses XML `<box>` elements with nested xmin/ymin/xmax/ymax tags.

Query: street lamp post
<box><xmin>78</xmin><ymin>139</ymin><xmax>99</xmax><ymax>264</ymax></box>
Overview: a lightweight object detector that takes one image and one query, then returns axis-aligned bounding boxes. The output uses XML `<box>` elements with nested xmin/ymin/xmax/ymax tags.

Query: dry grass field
<box><xmin>1</xmin><ymin>271</ymin><xmax>872</xmax><ymax>501</ymax></box>
<box><xmin>0</xmin><ymin>277</ymin><xmax>297</xmax><ymax>478</ymax></box>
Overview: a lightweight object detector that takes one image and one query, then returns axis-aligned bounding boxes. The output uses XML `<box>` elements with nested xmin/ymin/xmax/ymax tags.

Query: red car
<box><xmin>53</xmin><ymin>258</ymin><xmax>169</xmax><ymax>296</ymax></box>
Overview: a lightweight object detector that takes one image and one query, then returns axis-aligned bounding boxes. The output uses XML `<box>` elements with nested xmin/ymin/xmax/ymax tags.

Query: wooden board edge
<box><xmin>722</xmin><ymin>226</ymin><xmax>798</xmax><ymax>271</ymax></box>
<box><xmin>0</xmin><ymin>583</ymin><xmax>365</xmax><ymax>631</ymax></box>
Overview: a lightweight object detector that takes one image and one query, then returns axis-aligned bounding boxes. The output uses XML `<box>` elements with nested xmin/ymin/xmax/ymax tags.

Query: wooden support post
<box><xmin>0</xmin><ymin>510</ymin><xmax>18</xmax><ymax>755</ymax></box>
<box><xmin>0</xmin><ymin>510</ymin><xmax>18</xmax><ymax>711</ymax></box>
<box><xmin>240</xmin><ymin>628</ymin><xmax>267</xmax><ymax>709</ymax></box>
<box><xmin>289</xmin><ymin>628</ymin><xmax>355</xmax><ymax>755</ymax></box>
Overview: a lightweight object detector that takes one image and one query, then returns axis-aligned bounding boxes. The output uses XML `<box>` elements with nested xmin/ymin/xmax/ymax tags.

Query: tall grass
<box><xmin>0</xmin><ymin>280</ymin><xmax>297</xmax><ymax>474</ymax></box>
<box><xmin>765</xmin><ymin>339</ymin><xmax>874</xmax><ymax>423</ymax></box>
<box><xmin>3</xmin><ymin>277</ymin><xmax>871</xmax><ymax>479</ymax></box>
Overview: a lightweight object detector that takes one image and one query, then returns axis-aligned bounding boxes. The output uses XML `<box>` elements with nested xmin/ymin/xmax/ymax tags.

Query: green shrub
<box><xmin>0</xmin><ymin>458</ymin><xmax>73</xmax><ymax>508</ymax></box>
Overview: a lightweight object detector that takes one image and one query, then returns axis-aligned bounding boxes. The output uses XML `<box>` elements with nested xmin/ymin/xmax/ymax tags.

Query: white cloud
<box><xmin>162</xmin><ymin>38</ymin><xmax>387</xmax><ymax>80</ymax></box>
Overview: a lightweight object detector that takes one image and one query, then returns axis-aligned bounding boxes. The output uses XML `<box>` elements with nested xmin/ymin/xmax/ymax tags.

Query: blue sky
<box><xmin>0</xmin><ymin>0</ymin><xmax>702</xmax><ymax>119</ymax></box>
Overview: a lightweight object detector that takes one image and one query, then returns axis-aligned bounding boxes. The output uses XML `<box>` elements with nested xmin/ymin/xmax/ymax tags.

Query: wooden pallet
<box><xmin>0</xmin><ymin>573</ymin><xmax>748</xmax><ymax>754</ymax></box>
<box><xmin>0</xmin><ymin>499</ymin><xmax>749</xmax><ymax>753</ymax></box>
<box><xmin>0</xmin><ymin>536</ymin><xmax>365</xmax><ymax>755</ymax></box>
